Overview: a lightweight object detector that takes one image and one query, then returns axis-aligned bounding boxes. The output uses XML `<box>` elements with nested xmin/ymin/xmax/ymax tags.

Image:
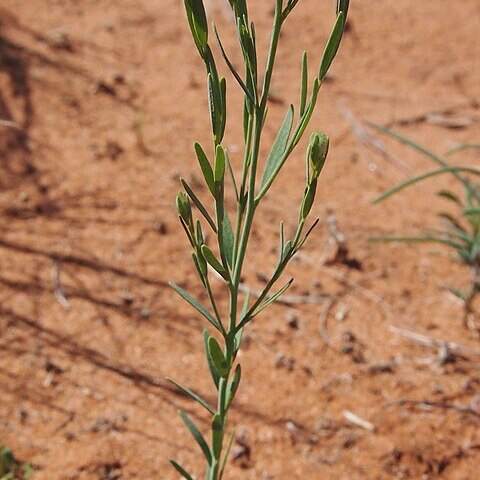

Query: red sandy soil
<box><xmin>0</xmin><ymin>1</ymin><xmax>479</xmax><ymax>479</ymax></box>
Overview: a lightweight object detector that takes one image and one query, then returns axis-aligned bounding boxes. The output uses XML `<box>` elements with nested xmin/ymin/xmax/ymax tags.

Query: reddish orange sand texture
<box><xmin>0</xmin><ymin>1</ymin><xmax>479</xmax><ymax>479</ymax></box>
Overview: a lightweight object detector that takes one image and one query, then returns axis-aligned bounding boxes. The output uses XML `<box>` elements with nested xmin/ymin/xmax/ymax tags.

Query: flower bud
<box><xmin>308</xmin><ymin>132</ymin><xmax>329</xmax><ymax>183</ymax></box>
<box><xmin>176</xmin><ymin>192</ymin><xmax>193</xmax><ymax>226</ymax></box>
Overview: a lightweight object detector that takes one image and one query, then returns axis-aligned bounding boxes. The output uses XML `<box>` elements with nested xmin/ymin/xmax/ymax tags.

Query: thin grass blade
<box><xmin>373</xmin><ymin>167</ymin><xmax>480</xmax><ymax>204</ymax></box>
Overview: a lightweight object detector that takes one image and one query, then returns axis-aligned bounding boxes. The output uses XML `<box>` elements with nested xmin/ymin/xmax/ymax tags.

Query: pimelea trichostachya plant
<box><xmin>371</xmin><ymin>126</ymin><xmax>480</xmax><ymax>330</ymax></box>
<box><xmin>168</xmin><ymin>1</ymin><xmax>350</xmax><ymax>478</ymax></box>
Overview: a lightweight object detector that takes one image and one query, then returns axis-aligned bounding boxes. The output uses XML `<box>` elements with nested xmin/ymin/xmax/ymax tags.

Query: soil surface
<box><xmin>1</xmin><ymin>1</ymin><xmax>479</xmax><ymax>479</ymax></box>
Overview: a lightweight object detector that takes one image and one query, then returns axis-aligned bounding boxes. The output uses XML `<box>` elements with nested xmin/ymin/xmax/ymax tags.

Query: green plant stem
<box><xmin>233</xmin><ymin>0</ymin><xmax>284</xmax><ymax>289</ymax></box>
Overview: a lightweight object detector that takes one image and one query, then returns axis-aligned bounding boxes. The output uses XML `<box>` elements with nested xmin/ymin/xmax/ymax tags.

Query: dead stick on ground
<box><xmin>343</xmin><ymin>410</ymin><xmax>375</xmax><ymax>431</ymax></box>
<box><xmin>385</xmin><ymin>399</ymin><xmax>480</xmax><ymax>419</ymax></box>
<box><xmin>319</xmin><ymin>297</ymin><xmax>336</xmax><ymax>347</ymax></box>
<box><xmin>384</xmin><ymin>97</ymin><xmax>480</xmax><ymax>128</ymax></box>
<box><xmin>0</xmin><ymin>119</ymin><xmax>21</xmax><ymax>129</ymax></box>
<box><xmin>51</xmin><ymin>261</ymin><xmax>70</xmax><ymax>309</ymax></box>
<box><xmin>388</xmin><ymin>325</ymin><xmax>480</xmax><ymax>357</ymax></box>
<box><xmin>337</xmin><ymin>101</ymin><xmax>412</xmax><ymax>176</ymax></box>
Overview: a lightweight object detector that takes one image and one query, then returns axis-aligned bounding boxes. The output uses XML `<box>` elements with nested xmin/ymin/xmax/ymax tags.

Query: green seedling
<box><xmin>169</xmin><ymin>1</ymin><xmax>350</xmax><ymax>478</ymax></box>
<box><xmin>0</xmin><ymin>446</ymin><xmax>32</xmax><ymax>480</ymax></box>
<box><xmin>371</xmin><ymin>125</ymin><xmax>480</xmax><ymax>329</ymax></box>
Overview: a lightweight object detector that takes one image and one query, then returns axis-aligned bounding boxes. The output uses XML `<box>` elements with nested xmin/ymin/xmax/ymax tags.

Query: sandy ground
<box><xmin>0</xmin><ymin>0</ymin><xmax>479</xmax><ymax>479</ymax></box>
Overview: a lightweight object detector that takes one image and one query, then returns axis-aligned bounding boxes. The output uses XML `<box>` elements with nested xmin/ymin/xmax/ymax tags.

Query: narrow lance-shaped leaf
<box><xmin>166</xmin><ymin>377</ymin><xmax>215</xmax><ymax>415</ymax></box>
<box><xmin>219</xmin><ymin>429</ymin><xmax>235</xmax><ymax>480</ymax></box>
<box><xmin>170</xmin><ymin>460</ymin><xmax>195</xmax><ymax>480</ymax></box>
<box><xmin>208</xmin><ymin>336</ymin><xmax>229</xmax><ymax>377</ymax></box>
<box><xmin>252</xmin><ymin>278</ymin><xmax>294</xmax><ymax>318</ymax></box>
<box><xmin>226</xmin><ymin>364</ymin><xmax>241</xmax><ymax>409</ymax></box>
<box><xmin>204</xmin><ymin>331</ymin><xmax>220</xmax><ymax>388</ymax></box>
<box><xmin>300</xmin><ymin>51</ymin><xmax>308</xmax><ymax>116</ymax></box>
<box><xmin>221</xmin><ymin>209</ymin><xmax>235</xmax><ymax>268</ymax></box>
<box><xmin>260</xmin><ymin>105</ymin><xmax>294</xmax><ymax>189</ymax></box>
<box><xmin>214</xmin><ymin>25</ymin><xmax>255</xmax><ymax>104</ymax></box>
<box><xmin>300</xmin><ymin>180</ymin><xmax>317</xmax><ymax>220</ymax></box>
<box><xmin>180</xmin><ymin>411</ymin><xmax>212</xmax><ymax>464</ymax></box>
<box><xmin>170</xmin><ymin>282</ymin><xmax>221</xmax><ymax>331</ymax></box>
<box><xmin>319</xmin><ymin>12</ymin><xmax>345</xmax><ymax>81</ymax></box>
<box><xmin>219</xmin><ymin>77</ymin><xmax>227</xmax><ymax>142</ymax></box>
<box><xmin>180</xmin><ymin>178</ymin><xmax>218</xmax><ymax>233</ymax></box>
<box><xmin>225</xmin><ymin>150</ymin><xmax>240</xmax><ymax>203</ymax></box>
<box><xmin>194</xmin><ymin>142</ymin><xmax>215</xmax><ymax>195</ymax></box>
<box><xmin>184</xmin><ymin>0</ymin><xmax>208</xmax><ymax>57</ymax></box>
<box><xmin>336</xmin><ymin>0</ymin><xmax>350</xmax><ymax>16</ymax></box>
<box><xmin>212</xmin><ymin>414</ymin><xmax>224</xmax><ymax>460</ymax></box>
<box><xmin>201</xmin><ymin>244</ymin><xmax>228</xmax><ymax>279</ymax></box>
<box><xmin>214</xmin><ymin>145</ymin><xmax>226</xmax><ymax>182</ymax></box>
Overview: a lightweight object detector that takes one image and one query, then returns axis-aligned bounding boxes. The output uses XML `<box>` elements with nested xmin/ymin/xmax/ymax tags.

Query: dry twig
<box><xmin>51</xmin><ymin>261</ymin><xmax>70</xmax><ymax>309</ymax></box>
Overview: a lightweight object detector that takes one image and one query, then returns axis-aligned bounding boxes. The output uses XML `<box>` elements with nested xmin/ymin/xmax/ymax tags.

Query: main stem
<box><xmin>209</xmin><ymin>3</ymin><xmax>284</xmax><ymax>478</ymax></box>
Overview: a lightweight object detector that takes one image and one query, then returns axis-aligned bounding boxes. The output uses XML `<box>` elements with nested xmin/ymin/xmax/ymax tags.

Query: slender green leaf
<box><xmin>278</xmin><ymin>221</ymin><xmax>285</xmax><ymax>259</ymax></box>
<box><xmin>166</xmin><ymin>377</ymin><xmax>215</xmax><ymax>415</ymax></box>
<box><xmin>261</xmin><ymin>105</ymin><xmax>294</xmax><ymax>189</ymax></box>
<box><xmin>219</xmin><ymin>429</ymin><xmax>235</xmax><ymax>480</ymax></box>
<box><xmin>336</xmin><ymin>0</ymin><xmax>350</xmax><ymax>16</ymax></box>
<box><xmin>201</xmin><ymin>245</ymin><xmax>228</xmax><ymax>278</ymax></box>
<box><xmin>300</xmin><ymin>51</ymin><xmax>308</xmax><ymax>116</ymax></box>
<box><xmin>252</xmin><ymin>278</ymin><xmax>294</xmax><ymax>317</ymax></box>
<box><xmin>369</xmin><ymin>123</ymin><xmax>478</xmax><ymax>199</ymax></box>
<box><xmin>179</xmin><ymin>411</ymin><xmax>212</xmax><ymax>463</ymax></box>
<box><xmin>170</xmin><ymin>460</ymin><xmax>195</xmax><ymax>480</ymax></box>
<box><xmin>437</xmin><ymin>212</ymin><xmax>467</xmax><ymax>233</ymax></box>
<box><xmin>215</xmin><ymin>145</ymin><xmax>226</xmax><ymax>182</ymax></box>
<box><xmin>437</xmin><ymin>190</ymin><xmax>462</xmax><ymax>205</ymax></box>
<box><xmin>214</xmin><ymin>25</ymin><xmax>255</xmax><ymax>104</ymax></box>
<box><xmin>225</xmin><ymin>151</ymin><xmax>239</xmax><ymax>203</ymax></box>
<box><xmin>204</xmin><ymin>330</ymin><xmax>220</xmax><ymax>388</ymax></box>
<box><xmin>465</xmin><ymin>207</ymin><xmax>480</xmax><ymax>216</ymax></box>
<box><xmin>300</xmin><ymin>180</ymin><xmax>317</xmax><ymax>219</ymax></box>
<box><xmin>221</xmin><ymin>209</ymin><xmax>234</xmax><ymax>268</ymax></box>
<box><xmin>208</xmin><ymin>336</ymin><xmax>229</xmax><ymax>377</ymax></box>
<box><xmin>192</xmin><ymin>252</ymin><xmax>207</xmax><ymax>285</ymax></box>
<box><xmin>194</xmin><ymin>142</ymin><xmax>215</xmax><ymax>196</ymax></box>
<box><xmin>446</xmin><ymin>143</ymin><xmax>480</xmax><ymax>156</ymax></box>
<box><xmin>226</xmin><ymin>364</ymin><xmax>241</xmax><ymax>409</ymax></box>
<box><xmin>373</xmin><ymin>167</ymin><xmax>480</xmax><ymax>204</ymax></box>
<box><xmin>180</xmin><ymin>178</ymin><xmax>217</xmax><ymax>233</ymax></box>
<box><xmin>170</xmin><ymin>282</ymin><xmax>221</xmax><ymax>330</ymax></box>
<box><xmin>296</xmin><ymin>217</ymin><xmax>320</xmax><ymax>251</ymax></box>
<box><xmin>319</xmin><ymin>12</ymin><xmax>345</xmax><ymax>81</ymax></box>
<box><xmin>212</xmin><ymin>414</ymin><xmax>224</xmax><ymax>460</ymax></box>
<box><xmin>184</xmin><ymin>0</ymin><xmax>208</xmax><ymax>56</ymax></box>
<box><xmin>219</xmin><ymin>77</ymin><xmax>227</xmax><ymax>142</ymax></box>
<box><xmin>369</xmin><ymin>235</ymin><xmax>464</xmax><ymax>250</ymax></box>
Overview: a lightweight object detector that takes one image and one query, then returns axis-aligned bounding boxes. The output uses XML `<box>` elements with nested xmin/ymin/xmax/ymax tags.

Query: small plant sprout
<box><xmin>371</xmin><ymin>126</ymin><xmax>480</xmax><ymax>330</ymax></box>
<box><xmin>168</xmin><ymin>1</ymin><xmax>350</xmax><ymax>478</ymax></box>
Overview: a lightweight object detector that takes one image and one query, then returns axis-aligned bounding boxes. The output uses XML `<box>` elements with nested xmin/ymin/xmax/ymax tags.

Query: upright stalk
<box><xmin>169</xmin><ymin>1</ymin><xmax>350</xmax><ymax>479</ymax></box>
